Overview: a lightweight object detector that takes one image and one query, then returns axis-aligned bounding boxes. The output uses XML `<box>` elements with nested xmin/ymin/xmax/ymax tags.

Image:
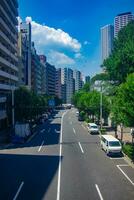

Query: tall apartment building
<box><xmin>73</xmin><ymin>70</ymin><xmax>82</xmax><ymax>92</ymax></box>
<box><xmin>61</xmin><ymin>68</ymin><xmax>73</xmax><ymax>104</ymax></box>
<box><xmin>0</xmin><ymin>0</ymin><xmax>18</xmax><ymax>129</ymax></box>
<box><xmin>55</xmin><ymin>68</ymin><xmax>62</xmax><ymax>99</ymax></box>
<box><xmin>101</xmin><ymin>24</ymin><xmax>114</xmax><ymax>63</ymax></box>
<box><xmin>18</xmin><ymin>31</ymin><xmax>27</xmax><ymax>86</ymax></box>
<box><xmin>39</xmin><ymin>55</ymin><xmax>47</xmax><ymax>95</ymax></box>
<box><xmin>20</xmin><ymin>21</ymin><xmax>31</xmax><ymax>89</ymax></box>
<box><xmin>31</xmin><ymin>42</ymin><xmax>42</xmax><ymax>94</ymax></box>
<box><xmin>46</xmin><ymin>63</ymin><xmax>56</xmax><ymax>96</ymax></box>
<box><xmin>85</xmin><ymin>76</ymin><xmax>90</xmax><ymax>83</ymax></box>
<box><xmin>114</xmin><ymin>12</ymin><xmax>134</xmax><ymax>37</ymax></box>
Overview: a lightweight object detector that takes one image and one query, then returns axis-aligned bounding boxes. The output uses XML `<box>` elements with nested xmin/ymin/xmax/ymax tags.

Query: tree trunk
<box><xmin>120</xmin><ymin>124</ymin><xmax>123</xmax><ymax>141</ymax></box>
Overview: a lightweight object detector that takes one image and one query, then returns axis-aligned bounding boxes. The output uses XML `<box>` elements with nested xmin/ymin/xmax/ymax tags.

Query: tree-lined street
<box><xmin>0</xmin><ymin>108</ymin><xmax>134</xmax><ymax>200</ymax></box>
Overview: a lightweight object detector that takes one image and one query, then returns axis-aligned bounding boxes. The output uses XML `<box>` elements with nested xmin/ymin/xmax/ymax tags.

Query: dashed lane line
<box><xmin>95</xmin><ymin>184</ymin><xmax>104</xmax><ymax>200</ymax></box>
<box><xmin>38</xmin><ymin>140</ymin><xmax>44</xmax><ymax>152</ymax></box>
<box><xmin>13</xmin><ymin>181</ymin><xmax>24</xmax><ymax>200</ymax></box>
<box><xmin>73</xmin><ymin>128</ymin><xmax>76</xmax><ymax>134</ymax></box>
<box><xmin>78</xmin><ymin>142</ymin><xmax>84</xmax><ymax>154</ymax></box>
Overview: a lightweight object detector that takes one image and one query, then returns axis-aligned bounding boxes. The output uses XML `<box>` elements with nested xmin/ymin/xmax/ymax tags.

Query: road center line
<box><xmin>57</xmin><ymin>111</ymin><xmax>68</xmax><ymax>200</ymax></box>
<box><xmin>117</xmin><ymin>165</ymin><xmax>134</xmax><ymax>186</ymax></box>
<box><xmin>95</xmin><ymin>184</ymin><xmax>104</xmax><ymax>200</ymax></box>
<box><xmin>13</xmin><ymin>181</ymin><xmax>24</xmax><ymax>200</ymax></box>
<box><xmin>78</xmin><ymin>142</ymin><xmax>84</xmax><ymax>153</ymax></box>
<box><xmin>38</xmin><ymin>140</ymin><xmax>44</xmax><ymax>152</ymax></box>
<box><xmin>73</xmin><ymin>128</ymin><xmax>76</xmax><ymax>134</ymax></box>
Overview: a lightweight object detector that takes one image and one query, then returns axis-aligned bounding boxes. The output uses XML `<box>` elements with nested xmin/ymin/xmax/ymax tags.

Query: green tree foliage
<box><xmin>112</xmin><ymin>73</ymin><xmax>134</xmax><ymax>127</ymax></box>
<box><xmin>103</xmin><ymin>21</ymin><xmax>134</xmax><ymax>84</ymax></box>
<box><xmin>73</xmin><ymin>90</ymin><xmax>110</xmax><ymax>122</ymax></box>
<box><xmin>82</xmin><ymin>83</ymin><xmax>90</xmax><ymax>92</ymax></box>
<box><xmin>91</xmin><ymin>73</ymin><xmax>110</xmax><ymax>84</ymax></box>
<box><xmin>14</xmin><ymin>87</ymin><xmax>48</xmax><ymax>122</ymax></box>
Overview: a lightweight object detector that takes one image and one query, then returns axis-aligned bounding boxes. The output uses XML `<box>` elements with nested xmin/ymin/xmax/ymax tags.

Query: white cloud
<box><xmin>84</xmin><ymin>41</ymin><xmax>91</xmax><ymax>45</ymax></box>
<box><xmin>26</xmin><ymin>16</ymin><xmax>32</xmax><ymax>24</ymax></box>
<box><xmin>28</xmin><ymin>17</ymin><xmax>81</xmax><ymax>53</ymax></box>
<box><xmin>75</xmin><ymin>53</ymin><xmax>82</xmax><ymax>59</ymax></box>
<box><xmin>47</xmin><ymin>51</ymin><xmax>75</xmax><ymax>66</ymax></box>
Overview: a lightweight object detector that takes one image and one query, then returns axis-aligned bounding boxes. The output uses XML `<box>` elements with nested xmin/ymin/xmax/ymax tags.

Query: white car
<box><xmin>101</xmin><ymin>135</ymin><xmax>122</xmax><ymax>155</ymax></box>
<box><xmin>88</xmin><ymin>123</ymin><xmax>99</xmax><ymax>134</ymax></box>
<box><xmin>76</xmin><ymin>111</ymin><xmax>79</xmax><ymax>116</ymax></box>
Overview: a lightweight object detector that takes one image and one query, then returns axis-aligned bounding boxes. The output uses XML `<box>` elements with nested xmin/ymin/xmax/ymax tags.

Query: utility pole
<box><xmin>100</xmin><ymin>84</ymin><xmax>103</xmax><ymax>130</ymax></box>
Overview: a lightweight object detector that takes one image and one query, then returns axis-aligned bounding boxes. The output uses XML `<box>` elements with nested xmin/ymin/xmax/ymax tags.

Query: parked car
<box><xmin>78</xmin><ymin>115</ymin><xmax>84</xmax><ymax>121</ymax></box>
<box><xmin>88</xmin><ymin>123</ymin><xmax>99</xmax><ymax>134</ymax></box>
<box><xmin>76</xmin><ymin>111</ymin><xmax>79</xmax><ymax>116</ymax></box>
<box><xmin>101</xmin><ymin>135</ymin><xmax>122</xmax><ymax>155</ymax></box>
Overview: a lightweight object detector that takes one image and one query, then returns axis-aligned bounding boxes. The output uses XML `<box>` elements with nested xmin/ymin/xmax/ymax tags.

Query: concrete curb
<box><xmin>123</xmin><ymin>152</ymin><xmax>134</xmax><ymax>168</ymax></box>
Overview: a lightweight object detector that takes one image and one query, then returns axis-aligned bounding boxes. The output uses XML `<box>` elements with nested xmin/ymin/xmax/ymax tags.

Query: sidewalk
<box><xmin>105</xmin><ymin>127</ymin><xmax>132</xmax><ymax>143</ymax></box>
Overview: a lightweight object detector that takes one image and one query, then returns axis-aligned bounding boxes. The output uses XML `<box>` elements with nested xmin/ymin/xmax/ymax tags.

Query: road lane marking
<box><xmin>110</xmin><ymin>157</ymin><xmax>123</xmax><ymax>160</ymax></box>
<box><xmin>57</xmin><ymin>111</ymin><xmax>68</xmax><ymax>200</ymax></box>
<box><xmin>48</xmin><ymin>128</ymin><xmax>51</xmax><ymax>133</ymax></box>
<box><xmin>73</xmin><ymin>128</ymin><xmax>76</xmax><ymax>134</ymax></box>
<box><xmin>82</xmin><ymin>124</ymin><xmax>86</xmax><ymax>130</ymax></box>
<box><xmin>117</xmin><ymin>165</ymin><xmax>134</xmax><ymax>186</ymax></box>
<box><xmin>13</xmin><ymin>181</ymin><xmax>24</xmax><ymax>200</ymax></box>
<box><xmin>78</xmin><ymin>142</ymin><xmax>84</xmax><ymax>153</ymax></box>
<box><xmin>38</xmin><ymin>141</ymin><xmax>44</xmax><ymax>152</ymax></box>
<box><xmin>95</xmin><ymin>184</ymin><xmax>104</xmax><ymax>200</ymax></box>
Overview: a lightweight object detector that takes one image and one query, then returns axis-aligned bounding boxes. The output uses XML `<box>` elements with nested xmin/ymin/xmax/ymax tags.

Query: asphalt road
<box><xmin>0</xmin><ymin>108</ymin><xmax>134</xmax><ymax>200</ymax></box>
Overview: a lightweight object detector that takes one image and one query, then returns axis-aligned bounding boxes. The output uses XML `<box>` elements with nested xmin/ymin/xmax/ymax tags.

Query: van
<box><xmin>101</xmin><ymin>135</ymin><xmax>122</xmax><ymax>155</ymax></box>
<box><xmin>88</xmin><ymin>123</ymin><xmax>99</xmax><ymax>134</ymax></box>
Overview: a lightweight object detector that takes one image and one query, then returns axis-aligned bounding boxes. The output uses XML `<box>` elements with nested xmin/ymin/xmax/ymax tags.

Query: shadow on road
<box><xmin>0</xmin><ymin>153</ymin><xmax>62</xmax><ymax>200</ymax></box>
<box><xmin>0</xmin><ymin>120</ymin><xmax>61</xmax><ymax>150</ymax></box>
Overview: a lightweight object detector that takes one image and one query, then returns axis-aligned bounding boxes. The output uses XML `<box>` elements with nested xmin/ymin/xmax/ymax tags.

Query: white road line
<box><xmin>38</xmin><ymin>141</ymin><xmax>44</xmax><ymax>152</ymax></box>
<box><xmin>82</xmin><ymin>124</ymin><xmax>86</xmax><ymax>130</ymax></box>
<box><xmin>73</xmin><ymin>128</ymin><xmax>76</xmax><ymax>134</ymax></box>
<box><xmin>95</xmin><ymin>184</ymin><xmax>104</xmax><ymax>200</ymax></box>
<box><xmin>13</xmin><ymin>181</ymin><xmax>24</xmax><ymax>200</ymax></box>
<box><xmin>78</xmin><ymin>142</ymin><xmax>84</xmax><ymax>154</ymax></box>
<box><xmin>110</xmin><ymin>157</ymin><xmax>123</xmax><ymax>160</ymax></box>
<box><xmin>117</xmin><ymin>165</ymin><xmax>134</xmax><ymax>186</ymax></box>
<box><xmin>57</xmin><ymin>111</ymin><xmax>68</xmax><ymax>200</ymax></box>
<box><xmin>48</xmin><ymin>128</ymin><xmax>51</xmax><ymax>133</ymax></box>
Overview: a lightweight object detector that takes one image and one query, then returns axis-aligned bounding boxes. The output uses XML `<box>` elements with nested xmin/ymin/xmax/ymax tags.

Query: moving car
<box><xmin>88</xmin><ymin>123</ymin><xmax>99</xmax><ymax>134</ymax></box>
<box><xmin>101</xmin><ymin>135</ymin><xmax>122</xmax><ymax>155</ymax></box>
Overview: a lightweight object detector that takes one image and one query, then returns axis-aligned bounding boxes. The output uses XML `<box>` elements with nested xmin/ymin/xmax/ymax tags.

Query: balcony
<box><xmin>0</xmin><ymin>56</ymin><xmax>18</xmax><ymax>72</ymax></box>
<box><xmin>0</xmin><ymin>96</ymin><xmax>7</xmax><ymax>103</ymax></box>
<box><xmin>0</xmin><ymin>70</ymin><xmax>18</xmax><ymax>82</ymax></box>
<box><xmin>0</xmin><ymin>17</ymin><xmax>17</xmax><ymax>43</ymax></box>
<box><xmin>1</xmin><ymin>0</ymin><xmax>18</xmax><ymax>25</ymax></box>
<box><xmin>0</xmin><ymin>83</ymin><xmax>17</xmax><ymax>91</ymax></box>
<box><xmin>0</xmin><ymin>42</ymin><xmax>18</xmax><ymax>63</ymax></box>
<box><xmin>0</xmin><ymin>30</ymin><xmax>17</xmax><ymax>53</ymax></box>
<box><xmin>0</xmin><ymin>5</ymin><xmax>17</xmax><ymax>33</ymax></box>
<box><xmin>0</xmin><ymin>110</ymin><xmax>7</xmax><ymax>120</ymax></box>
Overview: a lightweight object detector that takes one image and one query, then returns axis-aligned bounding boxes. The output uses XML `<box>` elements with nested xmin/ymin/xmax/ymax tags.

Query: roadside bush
<box><xmin>100</xmin><ymin>128</ymin><xmax>106</xmax><ymax>135</ymax></box>
<box><xmin>123</xmin><ymin>144</ymin><xmax>134</xmax><ymax>160</ymax></box>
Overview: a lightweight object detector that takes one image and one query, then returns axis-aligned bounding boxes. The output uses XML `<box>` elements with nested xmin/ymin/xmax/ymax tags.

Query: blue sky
<box><xmin>19</xmin><ymin>0</ymin><xmax>134</xmax><ymax>77</ymax></box>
